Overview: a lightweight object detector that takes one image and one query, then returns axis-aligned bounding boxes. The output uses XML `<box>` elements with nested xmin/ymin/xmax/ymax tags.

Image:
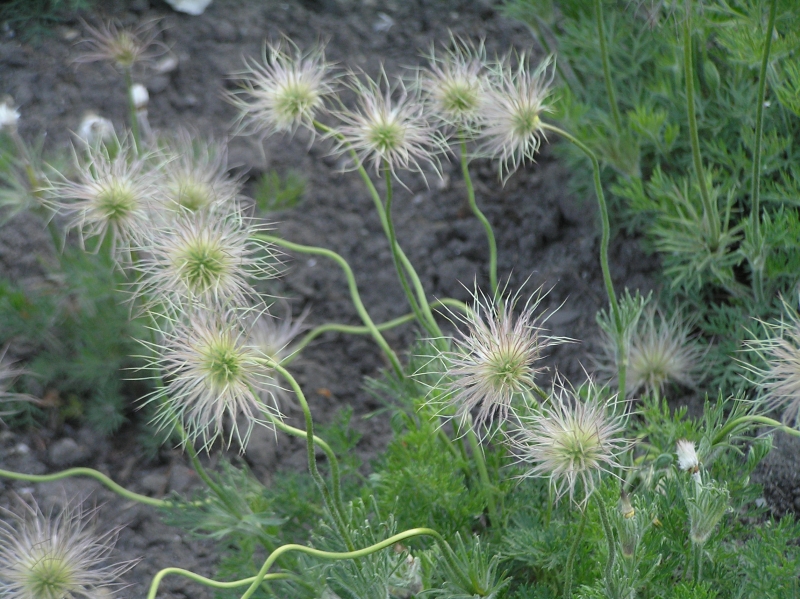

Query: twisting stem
<box><xmin>595</xmin><ymin>495</ymin><xmax>616</xmax><ymax>582</ymax></box>
<box><xmin>563</xmin><ymin>507</ymin><xmax>588</xmax><ymax>599</ymax></box>
<box><xmin>238</xmin><ymin>528</ymin><xmax>465</xmax><ymax>599</ymax></box>
<box><xmin>712</xmin><ymin>414</ymin><xmax>800</xmax><ymax>446</ymax></box>
<box><xmin>283</xmin><ymin>298</ymin><xmax>469</xmax><ymax>365</ymax></box>
<box><xmin>460</xmin><ymin>137</ymin><xmax>498</xmax><ymax>299</ymax></box>
<box><xmin>464</xmin><ymin>422</ymin><xmax>500</xmax><ymax>527</ymax></box>
<box><xmin>683</xmin><ymin>0</ymin><xmax>718</xmax><ymax>247</ymax></box>
<box><xmin>594</xmin><ymin>0</ymin><xmax>622</xmax><ymax>134</ymax></box>
<box><xmin>0</xmin><ymin>467</ymin><xmax>167</xmax><ymax>508</ymax></box>
<box><xmin>266</xmin><ymin>360</ymin><xmax>353</xmax><ymax>551</ymax></box>
<box><xmin>123</xmin><ymin>67</ymin><xmax>141</xmax><ymax>154</ymax></box>
<box><xmin>540</xmin><ymin>123</ymin><xmax>625</xmax><ymax>394</ymax></box>
<box><xmin>252</xmin><ymin>233</ymin><xmax>403</xmax><ymax>378</ymax></box>
<box><xmin>749</xmin><ymin>0</ymin><xmax>779</xmax><ymax>304</ymax></box>
<box><xmin>147</xmin><ymin>570</ymin><xmax>289</xmax><ymax>599</ymax></box>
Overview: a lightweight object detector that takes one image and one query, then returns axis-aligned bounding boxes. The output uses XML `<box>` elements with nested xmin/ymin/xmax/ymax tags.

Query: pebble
<box><xmin>141</xmin><ymin>471</ymin><xmax>168</xmax><ymax>495</ymax></box>
<box><xmin>48</xmin><ymin>437</ymin><xmax>89</xmax><ymax>467</ymax></box>
<box><xmin>168</xmin><ymin>464</ymin><xmax>196</xmax><ymax>494</ymax></box>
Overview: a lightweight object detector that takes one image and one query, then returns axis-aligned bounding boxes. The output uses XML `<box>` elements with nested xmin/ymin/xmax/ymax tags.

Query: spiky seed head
<box><xmin>75</xmin><ymin>19</ymin><xmax>165</xmax><ymax>70</ymax></box>
<box><xmin>229</xmin><ymin>39</ymin><xmax>335</xmax><ymax>137</ymax></box>
<box><xmin>675</xmin><ymin>439</ymin><xmax>700</xmax><ymax>473</ymax></box>
<box><xmin>0</xmin><ymin>99</ymin><xmax>20</xmax><ymax>131</ymax></box>
<box><xmin>419</xmin><ymin>35</ymin><xmax>486</xmax><ymax>130</ymax></box>
<box><xmin>429</xmin><ymin>288</ymin><xmax>568</xmax><ymax>436</ymax></box>
<box><xmin>45</xmin><ymin>134</ymin><xmax>158</xmax><ymax>259</ymax></box>
<box><xmin>512</xmin><ymin>378</ymin><xmax>631</xmax><ymax>508</ymax></box>
<box><xmin>478</xmin><ymin>53</ymin><xmax>554</xmax><ymax>181</ymax></box>
<box><xmin>134</xmin><ymin>210</ymin><xmax>279</xmax><ymax>311</ymax></box>
<box><xmin>0</xmin><ymin>500</ymin><xmax>133</xmax><ymax>599</ymax></box>
<box><xmin>743</xmin><ymin>300</ymin><xmax>800</xmax><ymax>427</ymax></box>
<box><xmin>157</xmin><ymin>132</ymin><xmax>242</xmax><ymax>215</ymax></box>
<box><xmin>331</xmin><ymin>69</ymin><xmax>444</xmax><ymax>177</ymax></box>
<box><xmin>140</xmin><ymin>309</ymin><xmax>281</xmax><ymax>451</ymax></box>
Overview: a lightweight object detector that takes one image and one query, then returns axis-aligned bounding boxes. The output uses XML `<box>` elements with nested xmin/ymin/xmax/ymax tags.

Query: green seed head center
<box><xmin>176</xmin><ymin>241</ymin><xmax>229</xmax><ymax>293</ymax></box>
<box><xmin>202</xmin><ymin>341</ymin><xmax>243</xmax><ymax>390</ymax></box>
<box><xmin>96</xmin><ymin>182</ymin><xmax>137</xmax><ymax>221</ymax></box>
<box><xmin>368</xmin><ymin>119</ymin><xmax>403</xmax><ymax>152</ymax></box>
<box><xmin>27</xmin><ymin>556</ymin><xmax>74</xmax><ymax>599</ymax></box>
<box><xmin>512</xmin><ymin>107</ymin><xmax>541</xmax><ymax>137</ymax></box>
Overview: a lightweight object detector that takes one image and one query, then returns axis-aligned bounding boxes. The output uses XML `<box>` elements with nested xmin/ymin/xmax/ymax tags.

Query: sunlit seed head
<box><xmin>425</xmin><ymin>287</ymin><xmax>568</xmax><ymax>437</ymax></box>
<box><xmin>228</xmin><ymin>39</ymin><xmax>335</xmax><ymax>137</ymax></box>
<box><xmin>743</xmin><ymin>299</ymin><xmax>800</xmax><ymax>427</ymax></box>
<box><xmin>134</xmin><ymin>210</ymin><xmax>279</xmax><ymax>311</ymax></box>
<box><xmin>75</xmin><ymin>19</ymin><xmax>165</xmax><ymax>70</ymax></box>
<box><xmin>0</xmin><ymin>500</ymin><xmax>133</xmax><ymax>599</ymax></box>
<box><xmin>478</xmin><ymin>53</ymin><xmax>554</xmax><ymax>182</ymax></box>
<box><xmin>140</xmin><ymin>310</ymin><xmax>281</xmax><ymax>451</ymax></box>
<box><xmin>330</xmin><ymin>69</ymin><xmax>444</xmax><ymax>178</ymax></box>
<box><xmin>512</xmin><ymin>378</ymin><xmax>631</xmax><ymax>508</ymax></box>
<box><xmin>44</xmin><ymin>133</ymin><xmax>158</xmax><ymax>259</ymax></box>
<box><xmin>419</xmin><ymin>35</ymin><xmax>486</xmax><ymax>129</ymax></box>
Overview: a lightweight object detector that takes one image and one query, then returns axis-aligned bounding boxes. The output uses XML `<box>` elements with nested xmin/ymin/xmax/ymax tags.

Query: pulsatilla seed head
<box><xmin>75</xmin><ymin>19</ymin><xmax>165</xmax><ymax>71</ymax></box>
<box><xmin>512</xmin><ymin>377</ymin><xmax>631</xmax><ymax>508</ymax></box>
<box><xmin>139</xmin><ymin>309</ymin><xmax>283</xmax><ymax>452</ymax></box>
<box><xmin>429</xmin><ymin>287</ymin><xmax>567</xmax><ymax>436</ymax></box>
<box><xmin>0</xmin><ymin>500</ymin><xmax>133</xmax><ymax>599</ymax></box>
<box><xmin>228</xmin><ymin>39</ymin><xmax>336</xmax><ymax>137</ymax></box>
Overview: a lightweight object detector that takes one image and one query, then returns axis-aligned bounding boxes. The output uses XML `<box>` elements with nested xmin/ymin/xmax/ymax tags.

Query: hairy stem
<box><xmin>460</xmin><ymin>137</ymin><xmax>498</xmax><ymax>298</ymax></box>
<box><xmin>595</xmin><ymin>495</ymin><xmax>616</xmax><ymax>582</ymax></box>
<box><xmin>683</xmin><ymin>0</ymin><xmax>719</xmax><ymax>247</ymax></box>
<box><xmin>540</xmin><ymin>122</ymin><xmax>625</xmax><ymax>394</ymax></box>
<box><xmin>252</xmin><ymin>234</ymin><xmax>403</xmax><ymax>378</ymax></box>
<box><xmin>563</xmin><ymin>507</ymin><xmax>588</xmax><ymax>599</ymax></box>
<box><xmin>712</xmin><ymin>414</ymin><xmax>800</xmax><ymax>446</ymax></box>
<box><xmin>594</xmin><ymin>0</ymin><xmax>622</xmax><ymax>134</ymax></box>
<box><xmin>749</xmin><ymin>0</ymin><xmax>779</xmax><ymax>304</ymax></box>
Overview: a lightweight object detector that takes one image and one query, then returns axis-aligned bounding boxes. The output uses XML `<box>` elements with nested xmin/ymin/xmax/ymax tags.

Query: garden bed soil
<box><xmin>0</xmin><ymin>0</ymin><xmax>797</xmax><ymax>596</ymax></box>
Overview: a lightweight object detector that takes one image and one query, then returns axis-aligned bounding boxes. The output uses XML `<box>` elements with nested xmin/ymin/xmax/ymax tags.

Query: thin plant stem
<box><xmin>283</xmin><ymin>298</ymin><xmax>469</xmax><ymax>365</ymax></box>
<box><xmin>465</xmin><ymin>422</ymin><xmax>500</xmax><ymax>527</ymax></box>
<box><xmin>252</xmin><ymin>233</ymin><xmax>404</xmax><ymax>378</ymax></box>
<box><xmin>712</xmin><ymin>414</ymin><xmax>800</xmax><ymax>446</ymax></box>
<box><xmin>749</xmin><ymin>0</ymin><xmax>779</xmax><ymax>304</ymax></box>
<box><xmin>563</xmin><ymin>507</ymin><xmax>588</xmax><ymax>599</ymax></box>
<box><xmin>182</xmin><ymin>436</ymin><xmax>242</xmax><ymax>518</ymax></box>
<box><xmin>460</xmin><ymin>137</ymin><xmax>498</xmax><ymax>298</ymax></box>
<box><xmin>123</xmin><ymin>67</ymin><xmax>141</xmax><ymax>154</ymax></box>
<box><xmin>239</xmin><ymin>527</ymin><xmax>467</xmax><ymax>599</ymax></box>
<box><xmin>383</xmin><ymin>165</ymin><xmax>439</xmax><ymax>336</ymax></box>
<box><xmin>594</xmin><ymin>0</ymin><xmax>622</xmax><ymax>134</ymax></box>
<box><xmin>693</xmin><ymin>543</ymin><xmax>703</xmax><ymax>582</ymax></box>
<box><xmin>540</xmin><ymin>122</ymin><xmax>625</xmax><ymax>394</ymax></box>
<box><xmin>147</xmin><ymin>570</ymin><xmax>289</xmax><ymax>599</ymax></box>
<box><xmin>683</xmin><ymin>0</ymin><xmax>718</xmax><ymax>247</ymax></box>
<box><xmin>595</xmin><ymin>495</ymin><xmax>616</xmax><ymax>582</ymax></box>
<box><xmin>0</xmin><ymin>467</ymin><xmax>167</xmax><ymax>508</ymax></box>
<box><xmin>267</xmin><ymin>360</ymin><xmax>354</xmax><ymax>551</ymax></box>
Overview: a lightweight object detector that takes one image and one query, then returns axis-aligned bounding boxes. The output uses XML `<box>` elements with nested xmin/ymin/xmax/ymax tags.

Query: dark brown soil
<box><xmin>0</xmin><ymin>0</ymin><xmax>795</xmax><ymax>597</ymax></box>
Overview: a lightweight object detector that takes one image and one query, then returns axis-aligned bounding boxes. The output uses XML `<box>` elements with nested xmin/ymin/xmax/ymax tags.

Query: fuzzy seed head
<box><xmin>141</xmin><ymin>310</ymin><xmax>281</xmax><ymax>451</ymax></box>
<box><xmin>513</xmin><ymin>379</ymin><xmax>631</xmax><ymax>507</ymax></box>
<box><xmin>229</xmin><ymin>40</ymin><xmax>335</xmax><ymax>136</ymax></box>
<box><xmin>478</xmin><ymin>54</ymin><xmax>554</xmax><ymax>181</ymax></box>
<box><xmin>0</xmin><ymin>501</ymin><xmax>132</xmax><ymax>599</ymax></box>
<box><xmin>75</xmin><ymin>19</ymin><xmax>165</xmax><ymax>70</ymax></box>
<box><xmin>419</xmin><ymin>36</ymin><xmax>486</xmax><ymax>128</ymax></box>
<box><xmin>134</xmin><ymin>211</ymin><xmax>279</xmax><ymax>311</ymax></box>
<box><xmin>45</xmin><ymin>135</ymin><xmax>158</xmax><ymax>258</ymax></box>
<box><xmin>331</xmin><ymin>70</ymin><xmax>444</xmax><ymax>177</ymax></box>
<box><xmin>744</xmin><ymin>301</ymin><xmax>800</xmax><ymax>427</ymax></box>
<box><xmin>430</xmin><ymin>288</ymin><xmax>567</xmax><ymax>435</ymax></box>
<box><xmin>675</xmin><ymin>439</ymin><xmax>700</xmax><ymax>473</ymax></box>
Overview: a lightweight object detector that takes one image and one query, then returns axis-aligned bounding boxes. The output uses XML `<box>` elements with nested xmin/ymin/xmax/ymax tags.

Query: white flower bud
<box><xmin>130</xmin><ymin>83</ymin><xmax>149</xmax><ymax>111</ymax></box>
<box><xmin>77</xmin><ymin>113</ymin><xmax>115</xmax><ymax>145</ymax></box>
<box><xmin>0</xmin><ymin>101</ymin><xmax>20</xmax><ymax>131</ymax></box>
<box><xmin>163</xmin><ymin>0</ymin><xmax>214</xmax><ymax>15</ymax></box>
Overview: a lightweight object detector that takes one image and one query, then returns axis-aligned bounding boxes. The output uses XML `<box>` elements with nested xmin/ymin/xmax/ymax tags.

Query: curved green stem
<box><xmin>182</xmin><ymin>436</ymin><xmax>242</xmax><ymax>518</ymax></box>
<box><xmin>147</xmin><ymin>569</ymin><xmax>289</xmax><ymax>599</ymax></box>
<box><xmin>465</xmin><ymin>424</ymin><xmax>500</xmax><ymax>527</ymax></box>
<box><xmin>712</xmin><ymin>415</ymin><xmax>800</xmax><ymax>446</ymax></box>
<box><xmin>563</xmin><ymin>507</ymin><xmax>588</xmax><ymax>599</ymax></box>
<box><xmin>284</xmin><ymin>298</ymin><xmax>469</xmax><ymax>365</ymax></box>
<box><xmin>749</xmin><ymin>0</ymin><xmax>778</xmax><ymax>304</ymax></box>
<box><xmin>540</xmin><ymin>122</ymin><xmax>625</xmax><ymax>394</ymax></box>
<box><xmin>594</xmin><ymin>0</ymin><xmax>622</xmax><ymax>134</ymax></box>
<box><xmin>0</xmin><ymin>467</ymin><xmax>167</xmax><ymax>508</ymax></box>
<box><xmin>460</xmin><ymin>137</ymin><xmax>498</xmax><ymax>298</ymax></box>
<box><xmin>683</xmin><ymin>0</ymin><xmax>718</xmax><ymax>247</ymax></box>
<box><xmin>595</xmin><ymin>495</ymin><xmax>616</xmax><ymax>582</ymax></box>
<box><xmin>266</xmin><ymin>360</ymin><xmax>353</xmax><ymax>551</ymax></box>
<box><xmin>240</xmin><ymin>528</ymin><xmax>455</xmax><ymax>599</ymax></box>
<box><xmin>253</xmin><ymin>233</ymin><xmax>403</xmax><ymax>378</ymax></box>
